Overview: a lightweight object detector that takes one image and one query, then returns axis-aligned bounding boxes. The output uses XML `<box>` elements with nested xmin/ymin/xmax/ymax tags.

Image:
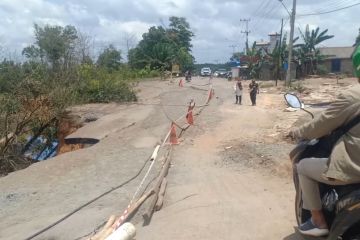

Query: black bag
<box><xmin>302</xmin><ymin>114</ymin><xmax>360</xmax><ymax>159</ymax></box>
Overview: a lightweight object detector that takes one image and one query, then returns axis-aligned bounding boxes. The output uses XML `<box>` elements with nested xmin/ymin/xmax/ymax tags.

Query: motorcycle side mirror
<box><xmin>284</xmin><ymin>93</ymin><xmax>302</xmax><ymax>109</ymax></box>
<box><xmin>284</xmin><ymin>93</ymin><xmax>314</xmax><ymax>119</ymax></box>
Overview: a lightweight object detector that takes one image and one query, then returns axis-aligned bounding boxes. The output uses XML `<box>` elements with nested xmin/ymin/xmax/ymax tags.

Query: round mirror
<box><xmin>284</xmin><ymin>93</ymin><xmax>302</xmax><ymax>109</ymax></box>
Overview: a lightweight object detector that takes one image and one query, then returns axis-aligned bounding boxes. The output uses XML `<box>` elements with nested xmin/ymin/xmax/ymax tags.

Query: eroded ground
<box><xmin>0</xmin><ymin>76</ymin><xmax>355</xmax><ymax>240</ymax></box>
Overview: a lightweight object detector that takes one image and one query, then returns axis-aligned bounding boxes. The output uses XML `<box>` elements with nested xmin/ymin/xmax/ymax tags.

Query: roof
<box><xmin>268</xmin><ymin>32</ymin><xmax>280</xmax><ymax>36</ymax></box>
<box><xmin>255</xmin><ymin>41</ymin><xmax>270</xmax><ymax>46</ymax></box>
<box><xmin>319</xmin><ymin>46</ymin><xmax>355</xmax><ymax>59</ymax></box>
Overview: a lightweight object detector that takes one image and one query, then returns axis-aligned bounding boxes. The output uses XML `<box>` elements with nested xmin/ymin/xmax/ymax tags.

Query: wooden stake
<box><xmin>143</xmin><ymin>148</ymin><xmax>172</xmax><ymax>225</ymax></box>
<box><xmin>155</xmin><ymin>178</ymin><xmax>168</xmax><ymax>211</ymax></box>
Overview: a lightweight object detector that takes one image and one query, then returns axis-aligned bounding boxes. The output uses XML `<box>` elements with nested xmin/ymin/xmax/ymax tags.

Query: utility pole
<box><xmin>286</xmin><ymin>0</ymin><xmax>297</xmax><ymax>86</ymax></box>
<box><xmin>277</xmin><ymin>18</ymin><xmax>284</xmax><ymax>86</ymax></box>
<box><xmin>229</xmin><ymin>45</ymin><xmax>237</xmax><ymax>55</ymax></box>
<box><xmin>240</xmin><ymin>19</ymin><xmax>251</xmax><ymax>55</ymax></box>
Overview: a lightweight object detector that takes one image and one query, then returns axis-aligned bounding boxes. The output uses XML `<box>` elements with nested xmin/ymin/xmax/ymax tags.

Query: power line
<box><xmin>253</xmin><ymin>3</ymin><xmax>281</xmax><ymax>37</ymax></box>
<box><xmin>251</xmin><ymin>0</ymin><xmax>274</xmax><ymax>31</ymax></box>
<box><xmin>252</xmin><ymin>0</ymin><xmax>269</xmax><ymax>16</ymax></box>
<box><xmin>305</xmin><ymin>0</ymin><xmax>355</xmax><ymax>13</ymax></box>
<box><xmin>298</xmin><ymin>2</ymin><xmax>360</xmax><ymax>17</ymax></box>
<box><xmin>252</xmin><ymin>0</ymin><xmax>280</xmax><ymax>32</ymax></box>
<box><xmin>279</xmin><ymin>0</ymin><xmax>291</xmax><ymax>17</ymax></box>
<box><xmin>303</xmin><ymin>0</ymin><xmax>358</xmax><ymax>14</ymax></box>
<box><xmin>229</xmin><ymin>45</ymin><xmax>237</xmax><ymax>55</ymax></box>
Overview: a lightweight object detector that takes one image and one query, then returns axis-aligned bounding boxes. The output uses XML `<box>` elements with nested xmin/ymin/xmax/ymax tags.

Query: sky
<box><xmin>0</xmin><ymin>0</ymin><xmax>359</xmax><ymax>63</ymax></box>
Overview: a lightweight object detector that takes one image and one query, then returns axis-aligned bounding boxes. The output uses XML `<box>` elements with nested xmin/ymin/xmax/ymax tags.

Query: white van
<box><xmin>200</xmin><ymin>67</ymin><xmax>211</xmax><ymax>76</ymax></box>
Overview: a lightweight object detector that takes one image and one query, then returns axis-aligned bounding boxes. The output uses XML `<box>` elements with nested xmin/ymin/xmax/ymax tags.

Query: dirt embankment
<box><xmin>57</xmin><ymin>114</ymin><xmax>84</xmax><ymax>154</ymax></box>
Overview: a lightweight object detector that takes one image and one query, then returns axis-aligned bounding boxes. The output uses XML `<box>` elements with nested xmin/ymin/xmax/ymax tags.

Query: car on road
<box><xmin>200</xmin><ymin>67</ymin><xmax>212</xmax><ymax>76</ymax></box>
<box><xmin>214</xmin><ymin>69</ymin><xmax>228</xmax><ymax>78</ymax></box>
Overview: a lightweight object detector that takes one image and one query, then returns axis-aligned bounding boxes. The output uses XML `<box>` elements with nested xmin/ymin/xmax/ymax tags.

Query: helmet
<box><xmin>352</xmin><ymin>45</ymin><xmax>360</xmax><ymax>77</ymax></box>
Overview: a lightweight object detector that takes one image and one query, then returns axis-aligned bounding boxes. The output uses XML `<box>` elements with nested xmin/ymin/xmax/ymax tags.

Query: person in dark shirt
<box><xmin>249</xmin><ymin>80</ymin><xmax>259</xmax><ymax>106</ymax></box>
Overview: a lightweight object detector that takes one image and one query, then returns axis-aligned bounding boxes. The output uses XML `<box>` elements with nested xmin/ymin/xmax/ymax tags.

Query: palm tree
<box><xmin>294</xmin><ymin>25</ymin><xmax>334</xmax><ymax>76</ymax></box>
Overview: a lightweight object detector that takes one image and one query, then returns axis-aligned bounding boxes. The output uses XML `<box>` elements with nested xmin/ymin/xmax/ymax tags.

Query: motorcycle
<box><xmin>284</xmin><ymin>93</ymin><xmax>360</xmax><ymax>240</ymax></box>
<box><xmin>227</xmin><ymin>71</ymin><xmax>232</xmax><ymax>81</ymax></box>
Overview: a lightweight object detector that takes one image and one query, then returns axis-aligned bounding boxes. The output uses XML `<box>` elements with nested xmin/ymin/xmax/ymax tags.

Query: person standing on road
<box><xmin>249</xmin><ymin>79</ymin><xmax>259</xmax><ymax>106</ymax></box>
<box><xmin>234</xmin><ymin>78</ymin><xmax>243</xmax><ymax>104</ymax></box>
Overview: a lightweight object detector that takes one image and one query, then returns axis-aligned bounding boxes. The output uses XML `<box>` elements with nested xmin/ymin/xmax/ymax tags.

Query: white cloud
<box><xmin>0</xmin><ymin>0</ymin><xmax>358</xmax><ymax>63</ymax></box>
<box><xmin>98</xmin><ymin>18</ymin><xmax>153</xmax><ymax>41</ymax></box>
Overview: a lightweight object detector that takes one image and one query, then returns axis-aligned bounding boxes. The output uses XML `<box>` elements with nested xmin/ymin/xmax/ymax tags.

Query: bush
<box><xmin>0</xmin><ymin>77</ymin><xmax>69</xmax><ymax>174</ymax></box>
<box><xmin>77</xmin><ymin>64</ymin><xmax>137</xmax><ymax>103</ymax></box>
<box><xmin>0</xmin><ymin>60</ymin><xmax>160</xmax><ymax>174</ymax></box>
<box><xmin>317</xmin><ymin>64</ymin><xmax>329</xmax><ymax>75</ymax></box>
<box><xmin>81</xmin><ymin>78</ymin><xmax>137</xmax><ymax>103</ymax></box>
<box><xmin>259</xmin><ymin>81</ymin><xmax>275</xmax><ymax>88</ymax></box>
<box><xmin>116</xmin><ymin>65</ymin><xmax>161</xmax><ymax>80</ymax></box>
<box><xmin>289</xmin><ymin>81</ymin><xmax>307</xmax><ymax>93</ymax></box>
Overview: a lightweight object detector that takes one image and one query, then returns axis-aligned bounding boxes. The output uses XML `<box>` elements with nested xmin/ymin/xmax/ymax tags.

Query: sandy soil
<box><xmin>0</xmin><ymin>76</ymin><xmax>355</xmax><ymax>240</ymax></box>
<box><xmin>136</xmin><ymin>78</ymin><xmax>300</xmax><ymax>240</ymax></box>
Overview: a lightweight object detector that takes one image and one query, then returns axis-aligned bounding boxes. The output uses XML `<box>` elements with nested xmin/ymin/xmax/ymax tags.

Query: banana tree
<box><xmin>244</xmin><ymin>42</ymin><xmax>266</xmax><ymax>79</ymax></box>
<box><xmin>269</xmin><ymin>34</ymin><xmax>289</xmax><ymax>81</ymax></box>
<box><xmin>294</xmin><ymin>25</ymin><xmax>334</xmax><ymax>76</ymax></box>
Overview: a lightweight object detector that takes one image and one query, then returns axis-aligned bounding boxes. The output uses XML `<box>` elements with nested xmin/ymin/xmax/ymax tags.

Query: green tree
<box><xmin>97</xmin><ymin>45</ymin><xmax>122</xmax><ymax>71</ymax></box>
<box><xmin>168</xmin><ymin>17</ymin><xmax>194</xmax><ymax>52</ymax></box>
<box><xmin>230</xmin><ymin>52</ymin><xmax>245</xmax><ymax>62</ymax></box>
<box><xmin>129</xmin><ymin>26</ymin><xmax>177</xmax><ymax>70</ymax></box>
<box><xmin>297</xmin><ymin>25</ymin><xmax>334</xmax><ymax>52</ymax></box>
<box><xmin>176</xmin><ymin>47</ymin><xmax>194</xmax><ymax>71</ymax></box>
<box><xmin>22</xmin><ymin>45</ymin><xmax>43</xmax><ymax>62</ymax></box>
<box><xmin>243</xmin><ymin>42</ymin><xmax>265</xmax><ymax>79</ymax></box>
<box><xmin>294</xmin><ymin>25</ymin><xmax>334</xmax><ymax>76</ymax></box>
<box><xmin>269</xmin><ymin>34</ymin><xmax>288</xmax><ymax>80</ymax></box>
<box><xmin>129</xmin><ymin>17</ymin><xmax>194</xmax><ymax>72</ymax></box>
<box><xmin>0</xmin><ymin>60</ymin><xmax>24</xmax><ymax>92</ymax></box>
<box><xmin>23</xmin><ymin>24</ymin><xmax>78</xmax><ymax>69</ymax></box>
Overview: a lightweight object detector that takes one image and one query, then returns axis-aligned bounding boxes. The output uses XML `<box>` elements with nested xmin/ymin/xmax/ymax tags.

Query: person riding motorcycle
<box><xmin>289</xmin><ymin>45</ymin><xmax>360</xmax><ymax>237</ymax></box>
<box><xmin>185</xmin><ymin>70</ymin><xmax>192</xmax><ymax>81</ymax></box>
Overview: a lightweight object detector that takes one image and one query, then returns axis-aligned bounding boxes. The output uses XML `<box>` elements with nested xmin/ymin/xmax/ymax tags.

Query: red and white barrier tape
<box><xmin>111</xmin><ymin>83</ymin><xmax>215</xmax><ymax>231</ymax></box>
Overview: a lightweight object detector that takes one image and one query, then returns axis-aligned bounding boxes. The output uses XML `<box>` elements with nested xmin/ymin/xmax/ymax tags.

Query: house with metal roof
<box><xmin>319</xmin><ymin>46</ymin><xmax>355</xmax><ymax>75</ymax></box>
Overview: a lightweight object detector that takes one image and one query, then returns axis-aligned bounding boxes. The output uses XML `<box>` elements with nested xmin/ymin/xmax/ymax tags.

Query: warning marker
<box><xmin>169</xmin><ymin>122</ymin><xmax>179</xmax><ymax>145</ymax></box>
<box><xmin>186</xmin><ymin>110</ymin><xmax>194</xmax><ymax>125</ymax></box>
<box><xmin>207</xmin><ymin>88</ymin><xmax>213</xmax><ymax>103</ymax></box>
<box><xmin>179</xmin><ymin>79</ymin><xmax>184</xmax><ymax>87</ymax></box>
<box><xmin>186</xmin><ymin>100</ymin><xmax>195</xmax><ymax>125</ymax></box>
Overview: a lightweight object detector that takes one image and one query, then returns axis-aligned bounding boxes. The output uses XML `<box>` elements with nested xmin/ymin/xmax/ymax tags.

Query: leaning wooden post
<box><xmin>143</xmin><ymin>148</ymin><xmax>172</xmax><ymax>225</ymax></box>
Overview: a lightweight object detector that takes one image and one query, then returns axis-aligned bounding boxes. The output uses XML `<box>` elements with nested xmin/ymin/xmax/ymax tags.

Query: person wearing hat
<box><xmin>289</xmin><ymin>44</ymin><xmax>360</xmax><ymax>237</ymax></box>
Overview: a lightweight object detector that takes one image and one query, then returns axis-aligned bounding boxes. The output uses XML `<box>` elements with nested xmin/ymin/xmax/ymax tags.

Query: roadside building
<box><xmin>268</xmin><ymin>32</ymin><xmax>281</xmax><ymax>52</ymax></box>
<box><xmin>255</xmin><ymin>32</ymin><xmax>281</xmax><ymax>53</ymax></box>
<box><xmin>255</xmin><ymin>40</ymin><xmax>270</xmax><ymax>52</ymax></box>
<box><xmin>253</xmin><ymin>33</ymin><xmax>283</xmax><ymax>80</ymax></box>
<box><xmin>319</xmin><ymin>46</ymin><xmax>355</xmax><ymax>75</ymax></box>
